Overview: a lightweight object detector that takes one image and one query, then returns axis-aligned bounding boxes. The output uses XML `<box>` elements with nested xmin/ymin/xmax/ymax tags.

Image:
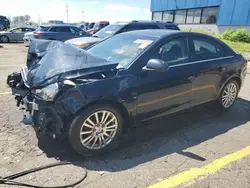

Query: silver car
<box><xmin>0</xmin><ymin>27</ymin><xmax>35</xmax><ymax>43</ymax></box>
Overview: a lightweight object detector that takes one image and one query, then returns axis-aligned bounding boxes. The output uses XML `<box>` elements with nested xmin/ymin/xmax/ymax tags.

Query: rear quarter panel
<box><xmin>217</xmin><ymin>54</ymin><xmax>245</xmax><ymax>97</ymax></box>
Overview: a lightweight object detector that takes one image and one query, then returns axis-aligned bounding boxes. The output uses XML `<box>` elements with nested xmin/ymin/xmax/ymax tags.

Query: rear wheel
<box><xmin>68</xmin><ymin>104</ymin><xmax>123</xmax><ymax>156</ymax></box>
<box><xmin>0</xmin><ymin>35</ymin><xmax>9</xmax><ymax>43</ymax></box>
<box><xmin>216</xmin><ymin>80</ymin><xmax>239</xmax><ymax>111</ymax></box>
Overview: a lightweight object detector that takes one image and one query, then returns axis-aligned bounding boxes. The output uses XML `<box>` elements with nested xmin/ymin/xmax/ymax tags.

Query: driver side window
<box><xmin>13</xmin><ymin>28</ymin><xmax>22</xmax><ymax>32</ymax></box>
<box><xmin>151</xmin><ymin>37</ymin><xmax>188</xmax><ymax>66</ymax></box>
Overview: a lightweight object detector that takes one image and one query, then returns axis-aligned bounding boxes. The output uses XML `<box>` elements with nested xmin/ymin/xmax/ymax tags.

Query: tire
<box><xmin>0</xmin><ymin>35</ymin><xmax>9</xmax><ymax>43</ymax></box>
<box><xmin>216</xmin><ymin>79</ymin><xmax>239</xmax><ymax>111</ymax></box>
<box><xmin>68</xmin><ymin>104</ymin><xmax>124</xmax><ymax>156</ymax></box>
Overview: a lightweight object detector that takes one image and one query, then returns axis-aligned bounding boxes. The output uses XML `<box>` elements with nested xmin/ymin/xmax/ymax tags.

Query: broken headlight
<box><xmin>35</xmin><ymin>83</ymin><xmax>59</xmax><ymax>101</ymax></box>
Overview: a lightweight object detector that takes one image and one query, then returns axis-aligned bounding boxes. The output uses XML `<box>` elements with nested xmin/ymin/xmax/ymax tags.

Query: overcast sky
<box><xmin>0</xmin><ymin>0</ymin><xmax>151</xmax><ymax>23</ymax></box>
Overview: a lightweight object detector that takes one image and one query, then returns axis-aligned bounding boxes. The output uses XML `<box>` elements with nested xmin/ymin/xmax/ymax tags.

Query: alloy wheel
<box><xmin>222</xmin><ymin>82</ymin><xmax>237</xmax><ymax>108</ymax></box>
<box><xmin>1</xmin><ymin>36</ymin><xmax>9</xmax><ymax>43</ymax></box>
<box><xmin>80</xmin><ymin>110</ymin><xmax>118</xmax><ymax>150</ymax></box>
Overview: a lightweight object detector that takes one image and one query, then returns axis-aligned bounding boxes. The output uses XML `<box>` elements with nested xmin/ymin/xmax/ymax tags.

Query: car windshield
<box><xmin>87</xmin><ymin>34</ymin><xmax>157</xmax><ymax>68</ymax></box>
<box><xmin>92</xmin><ymin>24</ymin><xmax>125</xmax><ymax>38</ymax></box>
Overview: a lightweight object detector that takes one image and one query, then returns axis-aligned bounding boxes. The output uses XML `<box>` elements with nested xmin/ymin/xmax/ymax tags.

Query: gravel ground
<box><xmin>0</xmin><ymin>43</ymin><xmax>250</xmax><ymax>188</ymax></box>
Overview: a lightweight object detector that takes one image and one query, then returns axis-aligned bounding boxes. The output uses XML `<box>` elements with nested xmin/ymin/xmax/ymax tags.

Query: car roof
<box><xmin>40</xmin><ymin>24</ymin><xmax>76</xmax><ymax>27</ymax></box>
<box><xmin>123</xmin><ymin>29</ymin><xmax>222</xmax><ymax>40</ymax></box>
<box><xmin>122</xmin><ymin>29</ymin><xmax>181</xmax><ymax>38</ymax></box>
<box><xmin>116</xmin><ymin>20</ymin><xmax>177</xmax><ymax>25</ymax></box>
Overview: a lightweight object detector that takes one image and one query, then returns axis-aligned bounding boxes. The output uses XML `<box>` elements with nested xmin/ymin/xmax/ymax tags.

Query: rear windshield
<box><xmin>165</xmin><ymin>25</ymin><xmax>180</xmax><ymax>30</ymax></box>
<box><xmin>36</xmin><ymin>26</ymin><xmax>49</xmax><ymax>32</ymax></box>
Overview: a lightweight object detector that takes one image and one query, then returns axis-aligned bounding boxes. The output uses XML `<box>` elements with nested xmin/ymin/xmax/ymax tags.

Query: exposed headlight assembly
<box><xmin>35</xmin><ymin>83</ymin><xmax>59</xmax><ymax>101</ymax></box>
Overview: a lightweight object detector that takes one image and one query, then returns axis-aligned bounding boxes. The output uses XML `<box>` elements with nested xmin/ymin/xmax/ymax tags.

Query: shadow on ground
<box><xmin>36</xmin><ymin>98</ymin><xmax>250</xmax><ymax>172</ymax></box>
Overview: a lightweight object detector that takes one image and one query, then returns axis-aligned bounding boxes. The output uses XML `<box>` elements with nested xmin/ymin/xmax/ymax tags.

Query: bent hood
<box><xmin>26</xmin><ymin>39</ymin><xmax>118</xmax><ymax>88</ymax></box>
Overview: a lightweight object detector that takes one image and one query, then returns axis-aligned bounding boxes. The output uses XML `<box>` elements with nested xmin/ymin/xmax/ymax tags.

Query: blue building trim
<box><xmin>151</xmin><ymin>0</ymin><xmax>250</xmax><ymax>26</ymax></box>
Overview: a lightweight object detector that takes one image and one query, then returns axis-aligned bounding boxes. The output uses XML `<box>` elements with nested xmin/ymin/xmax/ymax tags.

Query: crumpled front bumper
<box><xmin>31</xmin><ymin>98</ymin><xmax>73</xmax><ymax>137</ymax></box>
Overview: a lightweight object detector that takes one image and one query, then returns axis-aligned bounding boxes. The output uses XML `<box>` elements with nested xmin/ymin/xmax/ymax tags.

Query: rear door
<box><xmin>188</xmin><ymin>35</ymin><xmax>232</xmax><ymax>106</ymax></box>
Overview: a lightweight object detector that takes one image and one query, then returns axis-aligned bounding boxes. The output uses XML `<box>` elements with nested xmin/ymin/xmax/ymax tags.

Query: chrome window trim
<box><xmin>169</xmin><ymin>56</ymin><xmax>234</xmax><ymax>68</ymax></box>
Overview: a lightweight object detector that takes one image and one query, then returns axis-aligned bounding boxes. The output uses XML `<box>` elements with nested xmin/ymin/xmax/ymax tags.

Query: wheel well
<box><xmin>231</xmin><ymin>77</ymin><xmax>241</xmax><ymax>88</ymax></box>
<box><xmin>81</xmin><ymin>99</ymin><xmax>130</xmax><ymax>132</ymax></box>
<box><xmin>1</xmin><ymin>35</ymin><xmax>9</xmax><ymax>40</ymax></box>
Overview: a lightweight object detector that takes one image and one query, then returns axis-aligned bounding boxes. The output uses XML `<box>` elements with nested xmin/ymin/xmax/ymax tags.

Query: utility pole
<box><xmin>82</xmin><ymin>11</ymin><xmax>84</xmax><ymax>22</ymax></box>
<box><xmin>66</xmin><ymin>5</ymin><xmax>69</xmax><ymax>23</ymax></box>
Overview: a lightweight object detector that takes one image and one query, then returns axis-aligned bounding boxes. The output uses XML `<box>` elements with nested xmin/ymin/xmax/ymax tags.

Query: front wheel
<box><xmin>68</xmin><ymin>104</ymin><xmax>123</xmax><ymax>156</ymax></box>
<box><xmin>217</xmin><ymin>80</ymin><xmax>239</xmax><ymax>111</ymax></box>
<box><xmin>0</xmin><ymin>35</ymin><xmax>9</xmax><ymax>43</ymax></box>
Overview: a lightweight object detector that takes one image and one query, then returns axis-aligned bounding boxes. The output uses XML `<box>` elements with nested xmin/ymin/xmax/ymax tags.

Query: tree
<box><xmin>24</xmin><ymin>15</ymin><xmax>31</xmax><ymax>22</ymax></box>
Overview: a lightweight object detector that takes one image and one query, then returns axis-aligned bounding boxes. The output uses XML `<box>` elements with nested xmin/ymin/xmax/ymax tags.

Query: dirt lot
<box><xmin>0</xmin><ymin>43</ymin><xmax>250</xmax><ymax>188</ymax></box>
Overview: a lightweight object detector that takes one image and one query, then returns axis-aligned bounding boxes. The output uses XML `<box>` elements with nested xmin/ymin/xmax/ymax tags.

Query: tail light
<box><xmin>33</xmin><ymin>32</ymin><xmax>43</xmax><ymax>37</ymax></box>
<box><xmin>244</xmin><ymin>59</ymin><xmax>248</xmax><ymax>66</ymax></box>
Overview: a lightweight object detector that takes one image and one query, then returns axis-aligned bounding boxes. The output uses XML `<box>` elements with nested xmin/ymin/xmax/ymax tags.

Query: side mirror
<box><xmin>10</xmin><ymin>30</ymin><xmax>14</xmax><ymax>33</ymax></box>
<box><xmin>143</xmin><ymin>59</ymin><xmax>169</xmax><ymax>72</ymax></box>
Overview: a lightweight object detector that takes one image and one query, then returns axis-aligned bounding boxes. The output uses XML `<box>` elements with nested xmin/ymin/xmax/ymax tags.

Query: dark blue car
<box><xmin>7</xmin><ymin>30</ymin><xmax>248</xmax><ymax>156</ymax></box>
<box><xmin>33</xmin><ymin>24</ymin><xmax>91</xmax><ymax>41</ymax></box>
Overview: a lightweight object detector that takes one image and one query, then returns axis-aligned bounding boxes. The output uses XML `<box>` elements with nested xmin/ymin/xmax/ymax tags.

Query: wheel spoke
<box><xmin>101</xmin><ymin>111</ymin><xmax>106</xmax><ymax>123</ymax></box>
<box><xmin>102</xmin><ymin>112</ymin><xmax>110</xmax><ymax>124</ymax></box>
<box><xmin>80</xmin><ymin>130</ymin><xmax>92</xmax><ymax>135</ymax></box>
<box><xmin>105</xmin><ymin>117</ymin><xmax>115</xmax><ymax>126</ymax></box>
<box><xmin>95</xmin><ymin>112</ymin><xmax>99</xmax><ymax>124</ymax></box>
<box><xmin>81</xmin><ymin>135</ymin><xmax>93</xmax><ymax>144</ymax></box>
<box><xmin>106</xmin><ymin>128</ymin><xmax>116</xmax><ymax>132</ymax></box>
<box><xmin>106</xmin><ymin>124</ymin><xmax>117</xmax><ymax>129</ymax></box>
<box><xmin>91</xmin><ymin>137</ymin><xmax>98</xmax><ymax>148</ymax></box>
<box><xmin>83</xmin><ymin>123</ymin><xmax>93</xmax><ymax>129</ymax></box>
<box><xmin>98</xmin><ymin>136</ymin><xmax>103</xmax><ymax>147</ymax></box>
<box><xmin>86</xmin><ymin>118</ymin><xmax>95</xmax><ymax>126</ymax></box>
<box><xmin>223</xmin><ymin>97</ymin><xmax>228</xmax><ymax>106</ymax></box>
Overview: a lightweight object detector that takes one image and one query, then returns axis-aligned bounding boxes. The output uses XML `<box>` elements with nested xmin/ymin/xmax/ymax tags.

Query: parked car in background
<box><xmin>0</xmin><ymin>27</ymin><xmax>35</xmax><ymax>43</ymax></box>
<box><xmin>47</xmin><ymin>20</ymin><xmax>64</xmax><ymax>24</ymax></box>
<box><xmin>88</xmin><ymin>22</ymin><xmax>95</xmax><ymax>30</ymax></box>
<box><xmin>66</xmin><ymin>21</ymin><xmax>180</xmax><ymax>49</ymax></box>
<box><xmin>32</xmin><ymin>24</ymin><xmax>91</xmax><ymax>41</ymax></box>
<box><xmin>87</xmin><ymin>21</ymin><xmax>109</xmax><ymax>34</ymax></box>
<box><xmin>7</xmin><ymin>30</ymin><xmax>247</xmax><ymax>156</ymax></box>
<box><xmin>0</xmin><ymin>16</ymin><xmax>10</xmax><ymax>31</ymax></box>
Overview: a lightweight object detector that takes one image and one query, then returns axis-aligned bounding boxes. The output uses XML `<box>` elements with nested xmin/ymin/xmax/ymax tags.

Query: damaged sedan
<box><xmin>7</xmin><ymin>30</ymin><xmax>247</xmax><ymax>156</ymax></box>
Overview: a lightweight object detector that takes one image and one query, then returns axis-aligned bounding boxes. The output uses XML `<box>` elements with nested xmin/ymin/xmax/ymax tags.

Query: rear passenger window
<box><xmin>192</xmin><ymin>39</ymin><xmax>223</xmax><ymax>61</ymax></box>
<box><xmin>50</xmin><ymin>27</ymin><xmax>70</xmax><ymax>32</ymax></box>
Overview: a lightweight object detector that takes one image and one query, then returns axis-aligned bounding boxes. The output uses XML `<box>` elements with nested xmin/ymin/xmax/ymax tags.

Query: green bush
<box><xmin>221</xmin><ymin>29</ymin><xmax>250</xmax><ymax>43</ymax></box>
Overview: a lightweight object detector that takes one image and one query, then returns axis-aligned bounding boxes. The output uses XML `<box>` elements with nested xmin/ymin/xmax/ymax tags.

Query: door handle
<box><xmin>218</xmin><ymin>66</ymin><xmax>226</xmax><ymax>72</ymax></box>
<box><xmin>188</xmin><ymin>76</ymin><xmax>195</xmax><ymax>81</ymax></box>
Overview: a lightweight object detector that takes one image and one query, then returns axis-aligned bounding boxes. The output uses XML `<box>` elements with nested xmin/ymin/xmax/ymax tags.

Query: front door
<box><xmin>11</xmin><ymin>28</ymin><xmax>24</xmax><ymax>41</ymax></box>
<box><xmin>135</xmin><ymin>36</ymin><xmax>194</xmax><ymax>122</ymax></box>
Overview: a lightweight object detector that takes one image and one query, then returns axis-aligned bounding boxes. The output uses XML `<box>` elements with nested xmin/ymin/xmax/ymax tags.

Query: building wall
<box><xmin>151</xmin><ymin>0</ymin><xmax>220</xmax><ymax>11</ymax></box>
<box><xmin>151</xmin><ymin>0</ymin><xmax>250</xmax><ymax>26</ymax></box>
<box><xmin>179</xmin><ymin>24</ymin><xmax>250</xmax><ymax>34</ymax></box>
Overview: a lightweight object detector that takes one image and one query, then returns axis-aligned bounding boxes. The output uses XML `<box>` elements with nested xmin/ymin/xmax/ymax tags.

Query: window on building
<box><xmin>163</xmin><ymin>11</ymin><xmax>175</xmax><ymax>22</ymax></box>
<box><xmin>174</xmin><ymin>10</ymin><xmax>187</xmax><ymax>24</ymax></box>
<box><xmin>201</xmin><ymin>7</ymin><xmax>218</xmax><ymax>24</ymax></box>
<box><xmin>152</xmin><ymin>12</ymin><xmax>163</xmax><ymax>21</ymax></box>
<box><xmin>186</xmin><ymin>9</ymin><xmax>202</xmax><ymax>24</ymax></box>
